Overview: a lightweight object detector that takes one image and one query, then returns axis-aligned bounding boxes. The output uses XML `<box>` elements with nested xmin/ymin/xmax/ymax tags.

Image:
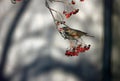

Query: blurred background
<box><xmin>0</xmin><ymin>0</ymin><xmax>119</xmax><ymax>81</ymax></box>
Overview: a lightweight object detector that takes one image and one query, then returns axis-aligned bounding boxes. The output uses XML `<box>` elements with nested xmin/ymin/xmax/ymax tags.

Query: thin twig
<box><xmin>54</xmin><ymin>0</ymin><xmax>75</xmax><ymax>11</ymax></box>
<box><xmin>49</xmin><ymin>8</ymin><xmax>64</xmax><ymax>21</ymax></box>
<box><xmin>45</xmin><ymin>0</ymin><xmax>64</xmax><ymax>23</ymax></box>
<box><xmin>45</xmin><ymin>0</ymin><xmax>56</xmax><ymax>21</ymax></box>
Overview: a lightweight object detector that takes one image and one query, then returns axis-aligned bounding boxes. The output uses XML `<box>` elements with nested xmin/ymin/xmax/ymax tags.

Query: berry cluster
<box><xmin>65</xmin><ymin>50</ymin><xmax>78</xmax><ymax>56</ymax></box>
<box><xmin>62</xmin><ymin>0</ymin><xmax>85</xmax><ymax>19</ymax></box>
<box><xmin>65</xmin><ymin>44</ymin><xmax>91</xmax><ymax>56</ymax></box>
<box><xmin>63</xmin><ymin>9</ymin><xmax>79</xmax><ymax>18</ymax></box>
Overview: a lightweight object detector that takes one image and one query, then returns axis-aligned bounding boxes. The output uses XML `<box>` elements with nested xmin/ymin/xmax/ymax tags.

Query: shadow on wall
<box><xmin>9</xmin><ymin>56</ymin><xmax>101</xmax><ymax>81</ymax></box>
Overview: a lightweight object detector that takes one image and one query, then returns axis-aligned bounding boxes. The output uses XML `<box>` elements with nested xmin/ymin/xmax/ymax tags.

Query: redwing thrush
<box><xmin>59</xmin><ymin>27</ymin><xmax>94</xmax><ymax>40</ymax></box>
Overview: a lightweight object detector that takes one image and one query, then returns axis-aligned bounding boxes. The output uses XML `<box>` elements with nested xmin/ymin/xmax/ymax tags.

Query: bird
<box><xmin>58</xmin><ymin>26</ymin><xmax>94</xmax><ymax>50</ymax></box>
<box><xmin>59</xmin><ymin>26</ymin><xmax>94</xmax><ymax>41</ymax></box>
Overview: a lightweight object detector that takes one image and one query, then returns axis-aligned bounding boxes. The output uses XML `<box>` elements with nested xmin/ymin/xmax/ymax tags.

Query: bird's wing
<box><xmin>69</xmin><ymin>27</ymin><xmax>94</xmax><ymax>37</ymax></box>
<box><xmin>69</xmin><ymin>27</ymin><xmax>87</xmax><ymax>35</ymax></box>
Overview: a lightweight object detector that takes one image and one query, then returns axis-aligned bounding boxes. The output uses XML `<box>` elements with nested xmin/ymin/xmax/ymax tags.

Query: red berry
<box><xmin>79</xmin><ymin>47</ymin><xmax>85</xmax><ymax>52</ymax></box>
<box><xmin>88</xmin><ymin>45</ymin><xmax>91</xmax><ymax>49</ymax></box>
<box><xmin>73</xmin><ymin>9</ymin><xmax>79</xmax><ymax>14</ymax></box>
<box><xmin>84</xmin><ymin>46</ymin><xmax>87</xmax><ymax>50</ymax></box>
<box><xmin>88</xmin><ymin>45</ymin><xmax>91</xmax><ymax>47</ymax></box>
<box><xmin>71</xmin><ymin>51</ymin><xmax>78</xmax><ymax>56</ymax></box>
<box><xmin>72</xmin><ymin>52</ymin><xmax>75</xmax><ymax>56</ymax></box>
<box><xmin>86</xmin><ymin>45</ymin><xmax>91</xmax><ymax>50</ymax></box>
<box><xmin>70</xmin><ymin>12</ymin><xmax>73</xmax><ymax>15</ymax></box>
<box><xmin>71</xmin><ymin>0</ymin><xmax>75</xmax><ymax>5</ymax></box>
<box><xmin>77</xmin><ymin>44</ymin><xmax>82</xmax><ymax>48</ymax></box>
<box><xmin>72</xmin><ymin>11</ymin><xmax>76</xmax><ymax>14</ymax></box>
<box><xmin>76</xmin><ymin>47</ymin><xmax>79</xmax><ymax>50</ymax></box>
<box><xmin>86</xmin><ymin>48</ymin><xmax>89</xmax><ymax>50</ymax></box>
<box><xmin>70</xmin><ymin>52</ymin><xmax>72</xmax><ymax>55</ymax></box>
<box><xmin>56</xmin><ymin>21</ymin><xmax>60</xmax><ymax>25</ymax></box>
<box><xmin>65</xmin><ymin>13</ymin><xmax>71</xmax><ymax>18</ymax></box>
<box><xmin>86</xmin><ymin>47</ymin><xmax>90</xmax><ymax>50</ymax></box>
<box><xmin>83</xmin><ymin>48</ymin><xmax>86</xmax><ymax>52</ymax></box>
<box><xmin>76</xmin><ymin>9</ymin><xmax>79</xmax><ymax>13</ymax></box>
<box><xmin>63</xmin><ymin>10</ymin><xmax>67</xmax><ymax>14</ymax></box>
<box><xmin>79</xmin><ymin>48</ymin><xmax>83</xmax><ymax>52</ymax></box>
<box><xmin>81</xmin><ymin>48</ymin><xmax>85</xmax><ymax>52</ymax></box>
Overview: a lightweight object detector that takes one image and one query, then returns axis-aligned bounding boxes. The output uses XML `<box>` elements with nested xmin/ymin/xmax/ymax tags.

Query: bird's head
<box><xmin>55</xmin><ymin>21</ymin><xmax>65</xmax><ymax>26</ymax></box>
<box><xmin>58</xmin><ymin>27</ymin><xmax>70</xmax><ymax>32</ymax></box>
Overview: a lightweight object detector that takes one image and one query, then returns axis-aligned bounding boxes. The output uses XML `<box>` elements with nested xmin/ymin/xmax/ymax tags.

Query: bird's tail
<box><xmin>85</xmin><ymin>34</ymin><xmax>94</xmax><ymax>37</ymax></box>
